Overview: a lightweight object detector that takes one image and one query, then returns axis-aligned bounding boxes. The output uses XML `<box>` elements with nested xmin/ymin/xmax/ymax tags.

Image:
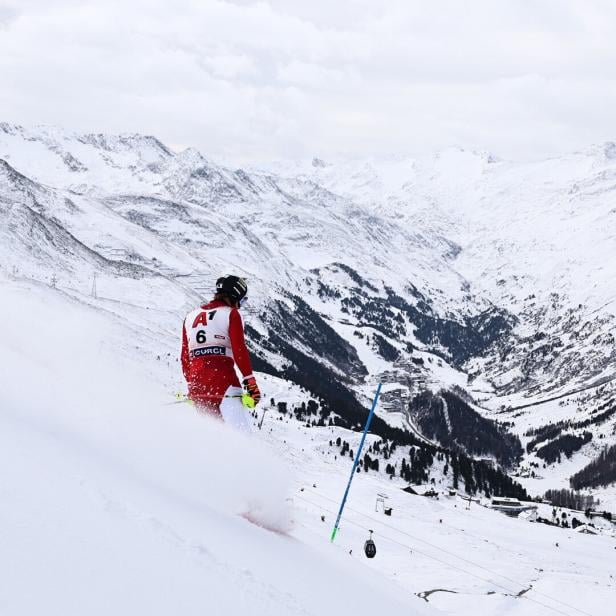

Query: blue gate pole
<box><xmin>330</xmin><ymin>383</ymin><xmax>383</xmax><ymax>543</ymax></box>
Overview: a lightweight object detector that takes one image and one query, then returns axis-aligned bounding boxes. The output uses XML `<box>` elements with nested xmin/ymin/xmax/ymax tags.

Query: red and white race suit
<box><xmin>181</xmin><ymin>300</ymin><xmax>254</xmax><ymax>418</ymax></box>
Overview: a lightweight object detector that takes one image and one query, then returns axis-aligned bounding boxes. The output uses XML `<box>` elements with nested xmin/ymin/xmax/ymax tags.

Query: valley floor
<box><xmin>260</xmin><ymin>384</ymin><xmax>616</xmax><ymax>616</ymax></box>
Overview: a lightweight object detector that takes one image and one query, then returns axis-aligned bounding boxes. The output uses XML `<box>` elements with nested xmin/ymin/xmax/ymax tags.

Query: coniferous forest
<box><xmin>570</xmin><ymin>444</ymin><xmax>616</xmax><ymax>489</ymax></box>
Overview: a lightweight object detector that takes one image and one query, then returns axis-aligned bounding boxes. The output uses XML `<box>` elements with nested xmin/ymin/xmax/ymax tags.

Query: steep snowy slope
<box><xmin>2</xmin><ymin>268</ymin><xmax>614</xmax><ymax>616</ymax></box>
<box><xmin>0</xmin><ymin>278</ymin><xmax>433</xmax><ymax>616</ymax></box>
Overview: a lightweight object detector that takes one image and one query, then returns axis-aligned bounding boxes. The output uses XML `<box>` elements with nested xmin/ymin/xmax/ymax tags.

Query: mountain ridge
<box><xmin>2</xmin><ymin>121</ymin><xmax>616</xmax><ymax>502</ymax></box>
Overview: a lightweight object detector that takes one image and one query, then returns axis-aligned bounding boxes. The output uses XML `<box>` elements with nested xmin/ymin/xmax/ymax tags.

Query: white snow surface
<box><xmin>2</xmin><ymin>124</ymin><xmax>616</xmax><ymax>613</ymax></box>
<box><xmin>1</xmin><ymin>266</ymin><xmax>615</xmax><ymax>615</ymax></box>
<box><xmin>0</xmin><ymin>280</ymin><xmax>428</xmax><ymax>616</ymax></box>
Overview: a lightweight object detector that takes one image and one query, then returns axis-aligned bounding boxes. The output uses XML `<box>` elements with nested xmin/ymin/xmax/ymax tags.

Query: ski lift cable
<box><xmin>585</xmin><ymin>295</ymin><xmax>616</xmax><ymax>317</ymax></box>
<box><xmin>295</xmin><ymin>494</ymin><xmax>578</xmax><ymax>616</ymax></box>
<box><xmin>302</xmin><ymin>488</ymin><xmax>596</xmax><ymax>616</ymax></box>
<box><xmin>298</xmin><ymin>490</ymin><xmax>595</xmax><ymax>616</ymax></box>
<box><xmin>296</xmin><ymin>493</ymin><xmax>585</xmax><ymax>616</ymax></box>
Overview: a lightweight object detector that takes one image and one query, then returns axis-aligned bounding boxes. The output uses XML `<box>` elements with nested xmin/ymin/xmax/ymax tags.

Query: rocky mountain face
<box><xmin>2</xmin><ymin>122</ymin><xmax>615</xmax><ymax>497</ymax></box>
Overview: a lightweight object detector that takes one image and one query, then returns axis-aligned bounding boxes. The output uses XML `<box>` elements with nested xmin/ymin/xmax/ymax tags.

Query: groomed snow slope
<box><xmin>0</xmin><ymin>279</ymin><xmax>429</xmax><ymax>616</ymax></box>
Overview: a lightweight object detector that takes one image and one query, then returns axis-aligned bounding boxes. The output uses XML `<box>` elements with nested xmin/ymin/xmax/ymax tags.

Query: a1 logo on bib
<box><xmin>192</xmin><ymin>311</ymin><xmax>211</xmax><ymax>346</ymax></box>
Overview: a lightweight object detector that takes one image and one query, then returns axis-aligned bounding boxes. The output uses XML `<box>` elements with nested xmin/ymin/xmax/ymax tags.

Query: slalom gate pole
<box><xmin>330</xmin><ymin>383</ymin><xmax>382</xmax><ymax>543</ymax></box>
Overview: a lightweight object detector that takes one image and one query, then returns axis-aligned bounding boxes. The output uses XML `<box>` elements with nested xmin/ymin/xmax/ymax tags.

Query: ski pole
<box><xmin>165</xmin><ymin>393</ymin><xmax>250</xmax><ymax>406</ymax></box>
<box><xmin>330</xmin><ymin>383</ymin><xmax>382</xmax><ymax>543</ymax></box>
<box><xmin>258</xmin><ymin>408</ymin><xmax>267</xmax><ymax>430</ymax></box>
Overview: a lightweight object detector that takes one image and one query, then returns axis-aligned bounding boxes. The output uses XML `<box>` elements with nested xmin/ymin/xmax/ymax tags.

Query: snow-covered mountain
<box><xmin>2</xmin><ymin>122</ymin><xmax>616</xmax><ymax>616</ymax></box>
<box><xmin>2</xmin><ymin>122</ymin><xmax>616</xmax><ymax>501</ymax></box>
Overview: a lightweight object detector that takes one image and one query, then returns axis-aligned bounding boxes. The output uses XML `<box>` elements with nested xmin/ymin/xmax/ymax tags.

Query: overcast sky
<box><xmin>1</xmin><ymin>0</ymin><xmax>616</xmax><ymax>164</ymax></box>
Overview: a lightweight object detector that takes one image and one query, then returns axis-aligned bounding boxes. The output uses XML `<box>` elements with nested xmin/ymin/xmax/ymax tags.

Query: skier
<box><xmin>181</xmin><ymin>275</ymin><xmax>261</xmax><ymax>432</ymax></box>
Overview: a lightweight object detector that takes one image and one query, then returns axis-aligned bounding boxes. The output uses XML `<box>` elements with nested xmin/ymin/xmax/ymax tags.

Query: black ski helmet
<box><xmin>216</xmin><ymin>275</ymin><xmax>248</xmax><ymax>304</ymax></box>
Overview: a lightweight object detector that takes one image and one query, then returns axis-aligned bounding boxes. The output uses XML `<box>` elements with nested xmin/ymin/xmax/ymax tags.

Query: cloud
<box><xmin>0</xmin><ymin>4</ymin><xmax>19</xmax><ymax>28</ymax></box>
<box><xmin>0</xmin><ymin>0</ymin><xmax>616</xmax><ymax>164</ymax></box>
